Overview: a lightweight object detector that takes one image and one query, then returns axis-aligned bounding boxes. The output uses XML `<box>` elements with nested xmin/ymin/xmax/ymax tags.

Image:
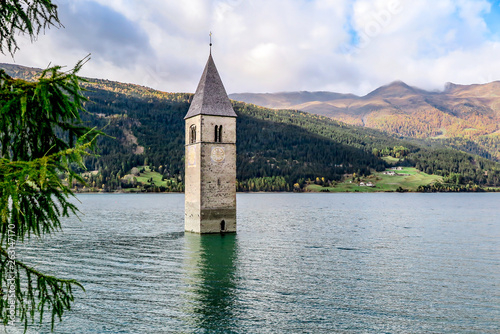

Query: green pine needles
<box><xmin>0</xmin><ymin>0</ymin><xmax>61</xmax><ymax>55</ymax></box>
<box><xmin>0</xmin><ymin>1</ymin><xmax>100</xmax><ymax>330</ymax></box>
<box><xmin>0</xmin><ymin>59</ymin><xmax>100</xmax><ymax>331</ymax></box>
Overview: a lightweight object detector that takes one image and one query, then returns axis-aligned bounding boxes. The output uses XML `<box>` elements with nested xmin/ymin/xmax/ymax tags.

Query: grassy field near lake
<box><xmin>121</xmin><ymin>166</ymin><xmax>181</xmax><ymax>192</ymax></box>
<box><xmin>307</xmin><ymin>167</ymin><xmax>442</xmax><ymax>193</ymax></box>
<box><xmin>134</xmin><ymin>167</ymin><xmax>168</xmax><ymax>186</ymax></box>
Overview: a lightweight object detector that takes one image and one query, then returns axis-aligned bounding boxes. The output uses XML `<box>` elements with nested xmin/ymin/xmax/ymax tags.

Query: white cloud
<box><xmin>344</xmin><ymin>0</ymin><xmax>498</xmax><ymax>93</ymax></box>
<box><xmin>1</xmin><ymin>0</ymin><xmax>499</xmax><ymax>95</ymax></box>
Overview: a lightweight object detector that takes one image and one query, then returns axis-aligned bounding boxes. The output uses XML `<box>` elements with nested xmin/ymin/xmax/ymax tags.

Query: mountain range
<box><xmin>1</xmin><ymin>62</ymin><xmax>499</xmax><ymax>191</ymax></box>
<box><xmin>230</xmin><ymin>81</ymin><xmax>500</xmax><ymax>160</ymax></box>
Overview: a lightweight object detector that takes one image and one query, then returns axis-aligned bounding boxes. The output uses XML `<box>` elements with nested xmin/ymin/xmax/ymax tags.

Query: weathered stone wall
<box><xmin>185</xmin><ymin>115</ymin><xmax>202</xmax><ymax>233</ymax></box>
<box><xmin>185</xmin><ymin>115</ymin><xmax>202</xmax><ymax>145</ymax></box>
<box><xmin>184</xmin><ymin>115</ymin><xmax>237</xmax><ymax>233</ymax></box>
<box><xmin>200</xmin><ymin>143</ymin><xmax>236</xmax><ymax>209</ymax></box>
<box><xmin>199</xmin><ymin>115</ymin><xmax>236</xmax><ymax>143</ymax></box>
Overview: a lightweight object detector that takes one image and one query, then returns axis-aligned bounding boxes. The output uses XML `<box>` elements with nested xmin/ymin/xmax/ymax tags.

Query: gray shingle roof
<box><xmin>184</xmin><ymin>54</ymin><xmax>237</xmax><ymax>119</ymax></box>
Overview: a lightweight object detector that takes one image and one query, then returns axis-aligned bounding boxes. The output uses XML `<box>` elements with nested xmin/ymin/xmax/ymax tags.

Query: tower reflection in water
<box><xmin>182</xmin><ymin>233</ymin><xmax>239</xmax><ymax>331</ymax></box>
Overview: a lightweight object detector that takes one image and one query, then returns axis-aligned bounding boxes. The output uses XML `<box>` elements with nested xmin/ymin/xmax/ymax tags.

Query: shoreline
<box><xmin>73</xmin><ymin>188</ymin><xmax>500</xmax><ymax>194</ymax></box>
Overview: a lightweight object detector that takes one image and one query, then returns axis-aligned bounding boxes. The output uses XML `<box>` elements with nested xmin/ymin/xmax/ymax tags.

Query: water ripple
<box><xmin>12</xmin><ymin>193</ymin><xmax>500</xmax><ymax>333</ymax></box>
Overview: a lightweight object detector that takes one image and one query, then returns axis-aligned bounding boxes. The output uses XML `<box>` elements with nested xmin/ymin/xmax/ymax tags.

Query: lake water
<box><xmin>14</xmin><ymin>193</ymin><xmax>500</xmax><ymax>333</ymax></box>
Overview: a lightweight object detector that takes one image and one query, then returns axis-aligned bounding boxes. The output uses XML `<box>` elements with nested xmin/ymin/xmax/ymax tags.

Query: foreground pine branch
<box><xmin>0</xmin><ymin>63</ymin><xmax>100</xmax><ymax>331</ymax></box>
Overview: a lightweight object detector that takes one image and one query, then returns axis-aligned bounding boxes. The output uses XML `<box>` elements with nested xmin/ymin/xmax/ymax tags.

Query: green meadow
<box><xmin>133</xmin><ymin>166</ymin><xmax>167</xmax><ymax>186</ymax></box>
<box><xmin>121</xmin><ymin>166</ymin><xmax>181</xmax><ymax>192</ymax></box>
<box><xmin>307</xmin><ymin>167</ymin><xmax>442</xmax><ymax>193</ymax></box>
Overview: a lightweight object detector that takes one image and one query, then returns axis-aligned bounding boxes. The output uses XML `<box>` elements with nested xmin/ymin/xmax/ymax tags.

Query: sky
<box><xmin>2</xmin><ymin>0</ymin><xmax>500</xmax><ymax>96</ymax></box>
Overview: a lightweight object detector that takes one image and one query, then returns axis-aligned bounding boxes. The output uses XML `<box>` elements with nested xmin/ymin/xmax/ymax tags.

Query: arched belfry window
<box><xmin>190</xmin><ymin>125</ymin><xmax>196</xmax><ymax>144</ymax></box>
<box><xmin>214</xmin><ymin>125</ymin><xmax>222</xmax><ymax>142</ymax></box>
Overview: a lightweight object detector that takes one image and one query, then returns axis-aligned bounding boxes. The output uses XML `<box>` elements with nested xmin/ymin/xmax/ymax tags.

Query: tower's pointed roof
<box><xmin>184</xmin><ymin>54</ymin><xmax>237</xmax><ymax>119</ymax></box>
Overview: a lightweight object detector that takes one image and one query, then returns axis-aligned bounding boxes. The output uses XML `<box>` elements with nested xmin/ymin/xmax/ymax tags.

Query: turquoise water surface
<box><xmin>15</xmin><ymin>193</ymin><xmax>500</xmax><ymax>333</ymax></box>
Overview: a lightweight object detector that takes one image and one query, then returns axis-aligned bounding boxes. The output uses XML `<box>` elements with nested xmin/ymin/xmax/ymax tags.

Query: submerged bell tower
<box><xmin>184</xmin><ymin>47</ymin><xmax>237</xmax><ymax>234</ymax></box>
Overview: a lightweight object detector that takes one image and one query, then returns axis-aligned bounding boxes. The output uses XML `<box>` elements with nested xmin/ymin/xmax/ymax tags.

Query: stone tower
<box><xmin>184</xmin><ymin>53</ymin><xmax>237</xmax><ymax>234</ymax></box>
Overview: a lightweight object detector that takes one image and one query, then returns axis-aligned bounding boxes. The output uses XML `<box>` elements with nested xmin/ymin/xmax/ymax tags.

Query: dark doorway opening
<box><xmin>220</xmin><ymin>220</ymin><xmax>226</xmax><ymax>231</ymax></box>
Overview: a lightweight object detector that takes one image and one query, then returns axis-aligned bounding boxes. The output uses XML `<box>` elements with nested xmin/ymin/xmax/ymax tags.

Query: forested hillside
<box><xmin>2</xmin><ymin>63</ymin><xmax>499</xmax><ymax>191</ymax></box>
